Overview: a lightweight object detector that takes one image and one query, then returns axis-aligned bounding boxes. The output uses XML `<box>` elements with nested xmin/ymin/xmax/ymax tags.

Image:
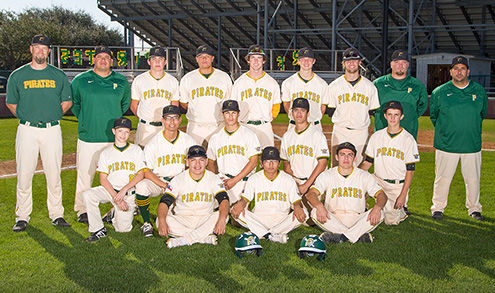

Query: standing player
<box><xmin>157</xmin><ymin>145</ymin><xmax>229</xmax><ymax>248</ymax></box>
<box><xmin>373</xmin><ymin>50</ymin><xmax>428</xmax><ymax>139</ymax></box>
<box><xmin>281</xmin><ymin>47</ymin><xmax>328</xmax><ymax>131</ymax></box>
<box><xmin>134</xmin><ymin>105</ymin><xmax>197</xmax><ymax>237</ymax></box>
<box><xmin>360</xmin><ymin>101</ymin><xmax>420</xmax><ymax>223</ymax></box>
<box><xmin>231</xmin><ymin>45</ymin><xmax>282</xmax><ymax>147</ymax></box>
<box><xmin>306</xmin><ymin>142</ymin><xmax>387</xmax><ymax>243</ymax></box>
<box><xmin>325</xmin><ymin>48</ymin><xmax>380</xmax><ymax>166</ymax></box>
<box><xmin>231</xmin><ymin>147</ymin><xmax>306</xmax><ymax>243</ymax></box>
<box><xmin>280</xmin><ymin>98</ymin><xmax>329</xmax><ymax>196</ymax></box>
<box><xmin>82</xmin><ymin>117</ymin><xmax>146</xmax><ymax>241</ymax></box>
<box><xmin>179</xmin><ymin>45</ymin><xmax>233</xmax><ymax>146</ymax></box>
<box><xmin>130</xmin><ymin>46</ymin><xmax>179</xmax><ymax>146</ymax></box>
<box><xmin>7</xmin><ymin>35</ymin><xmax>72</xmax><ymax>231</ymax></box>
<box><xmin>71</xmin><ymin>45</ymin><xmax>131</xmax><ymax>223</ymax></box>
<box><xmin>207</xmin><ymin>100</ymin><xmax>261</xmax><ymax>204</ymax></box>
<box><xmin>430</xmin><ymin>56</ymin><xmax>488</xmax><ymax>221</ymax></box>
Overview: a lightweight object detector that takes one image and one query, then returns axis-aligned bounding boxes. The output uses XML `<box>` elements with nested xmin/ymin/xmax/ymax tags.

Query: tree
<box><xmin>0</xmin><ymin>7</ymin><xmax>123</xmax><ymax>69</ymax></box>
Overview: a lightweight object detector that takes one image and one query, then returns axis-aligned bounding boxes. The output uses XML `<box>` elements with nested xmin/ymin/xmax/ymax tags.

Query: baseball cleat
<box><xmin>166</xmin><ymin>237</ymin><xmax>189</xmax><ymax>248</ymax></box>
<box><xmin>141</xmin><ymin>222</ymin><xmax>154</xmax><ymax>237</ymax></box>
<box><xmin>470</xmin><ymin>212</ymin><xmax>484</xmax><ymax>221</ymax></box>
<box><xmin>78</xmin><ymin>213</ymin><xmax>89</xmax><ymax>224</ymax></box>
<box><xmin>358</xmin><ymin>233</ymin><xmax>374</xmax><ymax>243</ymax></box>
<box><xmin>52</xmin><ymin>217</ymin><xmax>71</xmax><ymax>227</ymax></box>
<box><xmin>86</xmin><ymin>227</ymin><xmax>107</xmax><ymax>242</ymax></box>
<box><xmin>268</xmin><ymin>233</ymin><xmax>288</xmax><ymax>244</ymax></box>
<box><xmin>403</xmin><ymin>206</ymin><xmax>411</xmax><ymax>215</ymax></box>
<box><xmin>200</xmin><ymin>234</ymin><xmax>218</xmax><ymax>245</ymax></box>
<box><xmin>102</xmin><ymin>208</ymin><xmax>114</xmax><ymax>223</ymax></box>
<box><xmin>432</xmin><ymin>211</ymin><xmax>443</xmax><ymax>220</ymax></box>
<box><xmin>12</xmin><ymin>220</ymin><xmax>28</xmax><ymax>232</ymax></box>
<box><xmin>320</xmin><ymin>232</ymin><xmax>345</xmax><ymax>244</ymax></box>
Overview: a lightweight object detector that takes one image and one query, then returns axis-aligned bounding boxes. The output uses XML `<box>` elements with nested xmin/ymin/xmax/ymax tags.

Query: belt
<box><xmin>289</xmin><ymin>120</ymin><xmax>320</xmax><ymax>125</ymax></box>
<box><xmin>140</xmin><ymin>119</ymin><xmax>162</xmax><ymax>126</ymax></box>
<box><xmin>384</xmin><ymin>179</ymin><xmax>405</xmax><ymax>184</ymax></box>
<box><xmin>247</xmin><ymin>120</ymin><xmax>269</xmax><ymax>125</ymax></box>
<box><xmin>20</xmin><ymin>120</ymin><xmax>59</xmax><ymax>128</ymax></box>
<box><xmin>225</xmin><ymin>174</ymin><xmax>249</xmax><ymax>181</ymax></box>
<box><xmin>162</xmin><ymin>176</ymin><xmax>173</xmax><ymax>182</ymax></box>
<box><xmin>295</xmin><ymin>176</ymin><xmax>309</xmax><ymax>181</ymax></box>
<box><xmin>113</xmin><ymin>189</ymin><xmax>136</xmax><ymax>195</ymax></box>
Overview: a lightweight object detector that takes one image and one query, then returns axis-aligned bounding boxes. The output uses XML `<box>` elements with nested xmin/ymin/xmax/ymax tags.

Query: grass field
<box><xmin>1</xmin><ymin>115</ymin><xmax>495</xmax><ymax>292</ymax></box>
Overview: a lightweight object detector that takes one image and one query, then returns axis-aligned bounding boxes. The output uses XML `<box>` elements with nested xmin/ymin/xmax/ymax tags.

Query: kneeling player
<box><xmin>360</xmin><ymin>101</ymin><xmax>419</xmax><ymax>224</ymax></box>
<box><xmin>156</xmin><ymin>145</ymin><xmax>229</xmax><ymax>248</ymax></box>
<box><xmin>82</xmin><ymin>117</ymin><xmax>147</xmax><ymax>242</ymax></box>
<box><xmin>305</xmin><ymin>142</ymin><xmax>387</xmax><ymax>243</ymax></box>
<box><xmin>231</xmin><ymin>147</ymin><xmax>306</xmax><ymax>243</ymax></box>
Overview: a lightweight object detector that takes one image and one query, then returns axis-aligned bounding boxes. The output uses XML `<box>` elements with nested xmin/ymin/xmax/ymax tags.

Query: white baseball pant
<box><xmin>135</xmin><ymin>178</ymin><xmax>168</xmax><ymax>198</ymax></box>
<box><xmin>219</xmin><ymin>173</ymin><xmax>247</xmax><ymax>204</ymax></box>
<box><xmin>157</xmin><ymin>212</ymin><xmax>225</xmax><ymax>245</ymax></box>
<box><xmin>243</xmin><ymin>122</ymin><xmax>274</xmax><ymax>148</ymax></box>
<box><xmin>375</xmin><ymin>176</ymin><xmax>408</xmax><ymax>225</ymax></box>
<box><xmin>331</xmin><ymin>124</ymin><xmax>369</xmax><ymax>167</ymax></box>
<box><xmin>234</xmin><ymin>210</ymin><xmax>307</xmax><ymax>239</ymax></box>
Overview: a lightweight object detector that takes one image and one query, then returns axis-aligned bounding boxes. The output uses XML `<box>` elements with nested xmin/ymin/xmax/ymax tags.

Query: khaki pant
<box><xmin>15</xmin><ymin>124</ymin><xmax>64</xmax><ymax>222</ymax></box>
<box><xmin>82</xmin><ymin>186</ymin><xmax>136</xmax><ymax>233</ymax></box>
<box><xmin>186</xmin><ymin>121</ymin><xmax>221</xmax><ymax>147</ymax></box>
<box><xmin>135</xmin><ymin>122</ymin><xmax>161</xmax><ymax>147</ymax></box>
<box><xmin>375</xmin><ymin>176</ymin><xmax>408</xmax><ymax>225</ymax></box>
<box><xmin>74</xmin><ymin>139</ymin><xmax>112</xmax><ymax>216</ymax></box>
<box><xmin>243</xmin><ymin>122</ymin><xmax>274</xmax><ymax>148</ymax></box>
<box><xmin>311</xmin><ymin>209</ymin><xmax>383</xmax><ymax>243</ymax></box>
<box><xmin>331</xmin><ymin>125</ymin><xmax>369</xmax><ymax>167</ymax></box>
<box><xmin>157</xmin><ymin>212</ymin><xmax>224</xmax><ymax>244</ymax></box>
<box><xmin>431</xmin><ymin>150</ymin><xmax>482</xmax><ymax>215</ymax></box>
<box><xmin>235</xmin><ymin>210</ymin><xmax>307</xmax><ymax>238</ymax></box>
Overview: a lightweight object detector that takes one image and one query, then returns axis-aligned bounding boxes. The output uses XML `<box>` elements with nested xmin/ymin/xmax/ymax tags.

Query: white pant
<box><xmin>75</xmin><ymin>139</ymin><xmax>112</xmax><ymax>216</ymax></box>
<box><xmin>331</xmin><ymin>124</ymin><xmax>369</xmax><ymax>167</ymax></box>
<box><xmin>15</xmin><ymin>124</ymin><xmax>64</xmax><ymax>222</ymax></box>
<box><xmin>311</xmin><ymin>209</ymin><xmax>383</xmax><ymax>243</ymax></box>
<box><xmin>157</xmin><ymin>212</ymin><xmax>223</xmax><ymax>244</ymax></box>
<box><xmin>235</xmin><ymin>210</ymin><xmax>306</xmax><ymax>239</ymax></box>
<box><xmin>135</xmin><ymin>122</ymin><xmax>161</xmax><ymax>146</ymax></box>
<box><xmin>431</xmin><ymin>150</ymin><xmax>482</xmax><ymax>215</ymax></box>
<box><xmin>135</xmin><ymin>178</ymin><xmax>167</xmax><ymax>198</ymax></box>
<box><xmin>243</xmin><ymin>122</ymin><xmax>274</xmax><ymax>148</ymax></box>
<box><xmin>375</xmin><ymin>176</ymin><xmax>408</xmax><ymax>225</ymax></box>
<box><xmin>219</xmin><ymin>173</ymin><xmax>247</xmax><ymax>204</ymax></box>
<box><xmin>186</xmin><ymin>121</ymin><xmax>221</xmax><ymax>146</ymax></box>
<box><xmin>82</xmin><ymin>186</ymin><xmax>136</xmax><ymax>233</ymax></box>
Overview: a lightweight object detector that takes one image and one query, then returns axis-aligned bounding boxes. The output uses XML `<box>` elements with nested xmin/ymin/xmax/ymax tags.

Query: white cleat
<box><xmin>268</xmin><ymin>233</ymin><xmax>288</xmax><ymax>244</ymax></box>
<box><xmin>166</xmin><ymin>237</ymin><xmax>189</xmax><ymax>248</ymax></box>
<box><xmin>200</xmin><ymin>234</ymin><xmax>218</xmax><ymax>245</ymax></box>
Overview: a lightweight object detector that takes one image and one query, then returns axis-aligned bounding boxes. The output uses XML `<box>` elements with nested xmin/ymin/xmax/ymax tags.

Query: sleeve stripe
<box><xmin>372</xmin><ymin>189</ymin><xmax>383</xmax><ymax>199</ymax></box>
<box><xmin>164</xmin><ymin>192</ymin><xmax>176</xmax><ymax>199</ymax></box>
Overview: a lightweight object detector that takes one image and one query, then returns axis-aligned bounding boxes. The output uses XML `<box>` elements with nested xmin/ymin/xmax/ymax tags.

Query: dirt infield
<box><xmin>1</xmin><ymin>124</ymin><xmax>494</xmax><ymax>177</ymax></box>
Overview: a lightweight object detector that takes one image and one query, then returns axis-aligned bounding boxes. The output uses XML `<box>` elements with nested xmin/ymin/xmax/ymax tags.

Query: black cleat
<box><xmin>78</xmin><ymin>213</ymin><xmax>89</xmax><ymax>224</ymax></box>
<box><xmin>358</xmin><ymin>233</ymin><xmax>374</xmax><ymax>243</ymax></box>
<box><xmin>432</xmin><ymin>211</ymin><xmax>443</xmax><ymax>220</ymax></box>
<box><xmin>470</xmin><ymin>212</ymin><xmax>484</xmax><ymax>221</ymax></box>
<box><xmin>102</xmin><ymin>208</ymin><xmax>114</xmax><ymax>223</ymax></box>
<box><xmin>86</xmin><ymin>227</ymin><xmax>107</xmax><ymax>242</ymax></box>
<box><xmin>403</xmin><ymin>206</ymin><xmax>411</xmax><ymax>215</ymax></box>
<box><xmin>320</xmin><ymin>232</ymin><xmax>345</xmax><ymax>243</ymax></box>
<box><xmin>52</xmin><ymin>217</ymin><xmax>71</xmax><ymax>227</ymax></box>
<box><xmin>12</xmin><ymin>220</ymin><xmax>28</xmax><ymax>232</ymax></box>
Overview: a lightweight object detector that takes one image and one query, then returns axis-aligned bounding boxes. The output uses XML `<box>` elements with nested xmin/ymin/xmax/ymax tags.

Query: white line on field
<box><xmin>0</xmin><ymin>165</ymin><xmax>76</xmax><ymax>179</ymax></box>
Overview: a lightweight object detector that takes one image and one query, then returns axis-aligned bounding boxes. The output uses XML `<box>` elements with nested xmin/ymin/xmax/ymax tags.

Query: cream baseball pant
<box><xmin>135</xmin><ymin>122</ymin><xmax>162</xmax><ymax>146</ymax></box>
<box><xmin>243</xmin><ymin>122</ymin><xmax>274</xmax><ymax>148</ymax></box>
<box><xmin>234</xmin><ymin>210</ymin><xmax>307</xmax><ymax>239</ymax></box>
<box><xmin>331</xmin><ymin>124</ymin><xmax>369</xmax><ymax>167</ymax></box>
<box><xmin>135</xmin><ymin>178</ymin><xmax>169</xmax><ymax>198</ymax></box>
<box><xmin>74</xmin><ymin>139</ymin><xmax>112</xmax><ymax>216</ymax></box>
<box><xmin>311</xmin><ymin>209</ymin><xmax>383</xmax><ymax>243</ymax></box>
<box><xmin>186</xmin><ymin>121</ymin><xmax>222</xmax><ymax>146</ymax></box>
<box><xmin>375</xmin><ymin>176</ymin><xmax>408</xmax><ymax>225</ymax></box>
<box><xmin>219</xmin><ymin>173</ymin><xmax>247</xmax><ymax>204</ymax></box>
<box><xmin>157</xmin><ymin>212</ymin><xmax>224</xmax><ymax>244</ymax></box>
<box><xmin>82</xmin><ymin>186</ymin><xmax>136</xmax><ymax>233</ymax></box>
<box><xmin>15</xmin><ymin>123</ymin><xmax>64</xmax><ymax>222</ymax></box>
<box><xmin>431</xmin><ymin>150</ymin><xmax>482</xmax><ymax>215</ymax></box>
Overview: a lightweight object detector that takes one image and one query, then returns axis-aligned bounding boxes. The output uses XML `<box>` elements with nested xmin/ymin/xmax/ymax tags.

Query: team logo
<box><xmin>305</xmin><ymin>237</ymin><xmax>317</xmax><ymax>247</ymax></box>
<box><xmin>322</xmin><ymin>149</ymin><xmax>328</xmax><ymax>154</ymax></box>
<box><xmin>414</xmin><ymin>154</ymin><xmax>420</xmax><ymax>160</ymax></box>
<box><xmin>472</xmin><ymin>95</ymin><xmax>477</xmax><ymax>101</ymax></box>
<box><xmin>398</xmin><ymin>52</ymin><xmax>403</xmax><ymax>56</ymax></box>
<box><xmin>113</xmin><ymin>83</ymin><xmax>118</xmax><ymax>89</ymax></box>
<box><xmin>219</xmin><ymin>183</ymin><xmax>225</xmax><ymax>189</ymax></box>
<box><xmin>256</xmin><ymin>147</ymin><xmax>261</xmax><ymax>151</ymax></box>
<box><xmin>408</xmin><ymin>88</ymin><xmax>412</xmax><ymax>93</ymax></box>
<box><xmin>246</xmin><ymin>236</ymin><xmax>257</xmax><ymax>245</ymax></box>
<box><xmin>458</xmin><ymin>57</ymin><xmax>462</xmax><ymax>62</ymax></box>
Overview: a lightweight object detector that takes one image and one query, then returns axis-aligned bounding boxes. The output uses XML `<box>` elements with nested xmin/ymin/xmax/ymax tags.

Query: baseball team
<box><xmin>6</xmin><ymin>34</ymin><xmax>488</xmax><ymax>249</ymax></box>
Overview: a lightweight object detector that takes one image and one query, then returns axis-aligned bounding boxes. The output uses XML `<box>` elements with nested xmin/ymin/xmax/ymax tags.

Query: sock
<box><xmin>136</xmin><ymin>194</ymin><xmax>151</xmax><ymax>223</ymax></box>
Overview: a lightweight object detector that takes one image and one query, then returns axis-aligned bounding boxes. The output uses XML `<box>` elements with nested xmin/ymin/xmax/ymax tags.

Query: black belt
<box><xmin>113</xmin><ymin>189</ymin><xmax>135</xmax><ymax>195</ymax></box>
<box><xmin>296</xmin><ymin>176</ymin><xmax>309</xmax><ymax>181</ymax></box>
<box><xmin>140</xmin><ymin>119</ymin><xmax>162</xmax><ymax>126</ymax></box>
<box><xmin>384</xmin><ymin>179</ymin><xmax>405</xmax><ymax>184</ymax></box>
<box><xmin>20</xmin><ymin>120</ymin><xmax>59</xmax><ymax>128</ymax></box>
<box><xmin>225</xmin><ymin>174</ymin><xmax>249</xmax><ymax>181</ymax></box>
<box><xmin>247</xmin><ymin>120</ymin><xmax>269</xmax><ymax>125</ymax></box>
<box><xmin>289</xmin><ymin>120</ymin><xmax>320</xmax><ymax>125</ymax></box>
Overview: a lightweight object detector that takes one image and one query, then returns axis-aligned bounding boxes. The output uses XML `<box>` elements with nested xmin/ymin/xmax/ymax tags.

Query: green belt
<box><xmin>162</xmin><ymin>176</ymin><xmax>172</xmax><ymax>182</ymax></box>
<box><xmin>19</xmin><ymin>120</ymin><xmax>59</xmax><ymax>128</ymax></box>
<box><xmin>247</xmin><ymin>120</ymin><xmax>268</xmax><ymax>125</ymax></box>
<box><xmin>225</xmin><ymin>174</ymin><xmax>249</xmax><ymax>181</ymax></box>
<box><xmin>113</xmin><ymin>189</ymin><xmax>135</xmax><ymax>195</ymax></box>
<box><xmin>296</xmin><ymin>176</ymin><xmax>309</xmax><ymax>181</ymax></box>
<box><xmin>289</xmin><ymin>120</ymin><xmax>320</xmax><ymax>125</ymax></box>
<box><xmin>140</xmin><ymin>119</ymin><xmax>162</xmax><ymax>126</ymax></box>
<box><xmin>384</xmin><ymin>179</ymin><xmax>405</xmax><ymax>184</ymax></box>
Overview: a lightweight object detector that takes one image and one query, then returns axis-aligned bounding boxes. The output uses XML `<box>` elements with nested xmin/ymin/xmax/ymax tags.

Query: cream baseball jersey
<box><xmin>231</xmin><ymin>72</ymin><xmax>282</xmax><ymax>122</ymax></box>
<box><xmin>365</xmin><ymin>128</ymin><xmax>420</xmax><ymax>180</ymax></box>
<box><xmin>96</xmin><ymin>143</ymin><xmax>147</xmax><ymax>190</ymax></box>
<box><xmin>131</xmin><ymin>71</ymin><xmax>179</xmax><ymax>121</ymax></box>
<box><xmin>144</xmin><ymin>131</ymin><xmax>196</xmax><ymax>177</ymax></box>
<box><xmin>312</xmin><ymin>167</ymin><xmax>382</xmax><ymax>214</ymax></box>
<box><xmin>242</xmin><ymin>170</ymin><xmax>301</xmax><ymax>214</ymax></box>
<box><xmin>207</xmin><ymin>125</ymin><xmax>261</xmax><ymax>176</ymax></box>
<box><xmin>326</xmin><ymin>75</ymin><xmax>380</xmax><ymax>129</ymax></box>
<box><xmin>281</xmin><ymin>72</ymin><xmax>328</xmax><ymax>123</ymax></box>
<box><xmin>280</xmin><ymin>125</ymin><xmax>329</xmax><ymax>179</ymax></box>
<box><xmin>179</xmin><ymin>68</ymin><xmax>232</xmax><ymax>123</ymax></box>
<box><xmin>166</xmin><ymin>170</ymin><xmax>226</xmax><ymax>216</ymax></box>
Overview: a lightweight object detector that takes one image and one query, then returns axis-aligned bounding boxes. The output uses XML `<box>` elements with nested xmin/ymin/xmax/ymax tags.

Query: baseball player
<box><xmin>157</xmin><ymin>145</ymin><xmax>230</xmax><ymax>248</ymax></box>
<box><xmin>360</xmin><ymin>101</ymin><xmax>420</xmax><ymax>224</ymax></box>
<box><xmin>281</xmin><ymin>47</ymin><xmax>328</xmax><ymax>131</ymax></box>
<box><xmin>179</xmin><ymin>45</ymin><xmax>233</xmax><ymax>146</ymax></box>
<box><xmin>134</xmin><ymin>105</ymin><xmax>197</xmax><ymax>237</ymax></box>
<box><xmin>231</xmin><ymin>45</ymin><xmax>282</xmax><ymax>148</ymax></box>
<box><xmin>373</xmin><ymin>50</ymin><xmax>428</xmax><ymax>139</ymax></box>
<box><xmin>130</xmin><ymin>46</ymin><xmax>179</xmax><ymax>146</ymax></box>
<box><xmin>82</xmin><ymin>117</ymin><xmax>147</xmax><ymax>242</ymax></box>
<box><xmin>430</xmin><ymin>56</ymin><xmax>488</xmax><ymax>221</ymax></box>
<box><xmin>280</xmin><ymin>98</ymin><xmax>329</xmax><ymax>196</ymax></box>
<box><xmin>71</xmin><ymin>45</ymin><xmax>131</xmax><ymax>224</ymax></box>
<box><xmin>7</xmin><ymin>35</ymin><xmax>72</xmax><ymax>232</ymax></box>
<box><xmin>305</xmin><ymin>142</ymin><xmax>387</xmax><ymax>244</ymax></box>
<box><xmin>325</xmin><ymin>48</ymin><xmax>380</xmax><ymax>167</ymax></box>
<box><xmin>231</xmin><ymin>147</ymin><xmax>306</xmax><ymax>243</ymax></box>
<box><xmin>207</xmin><ymin>100</ymin><xmax>261</xmax><ymax>204</ymax></box>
